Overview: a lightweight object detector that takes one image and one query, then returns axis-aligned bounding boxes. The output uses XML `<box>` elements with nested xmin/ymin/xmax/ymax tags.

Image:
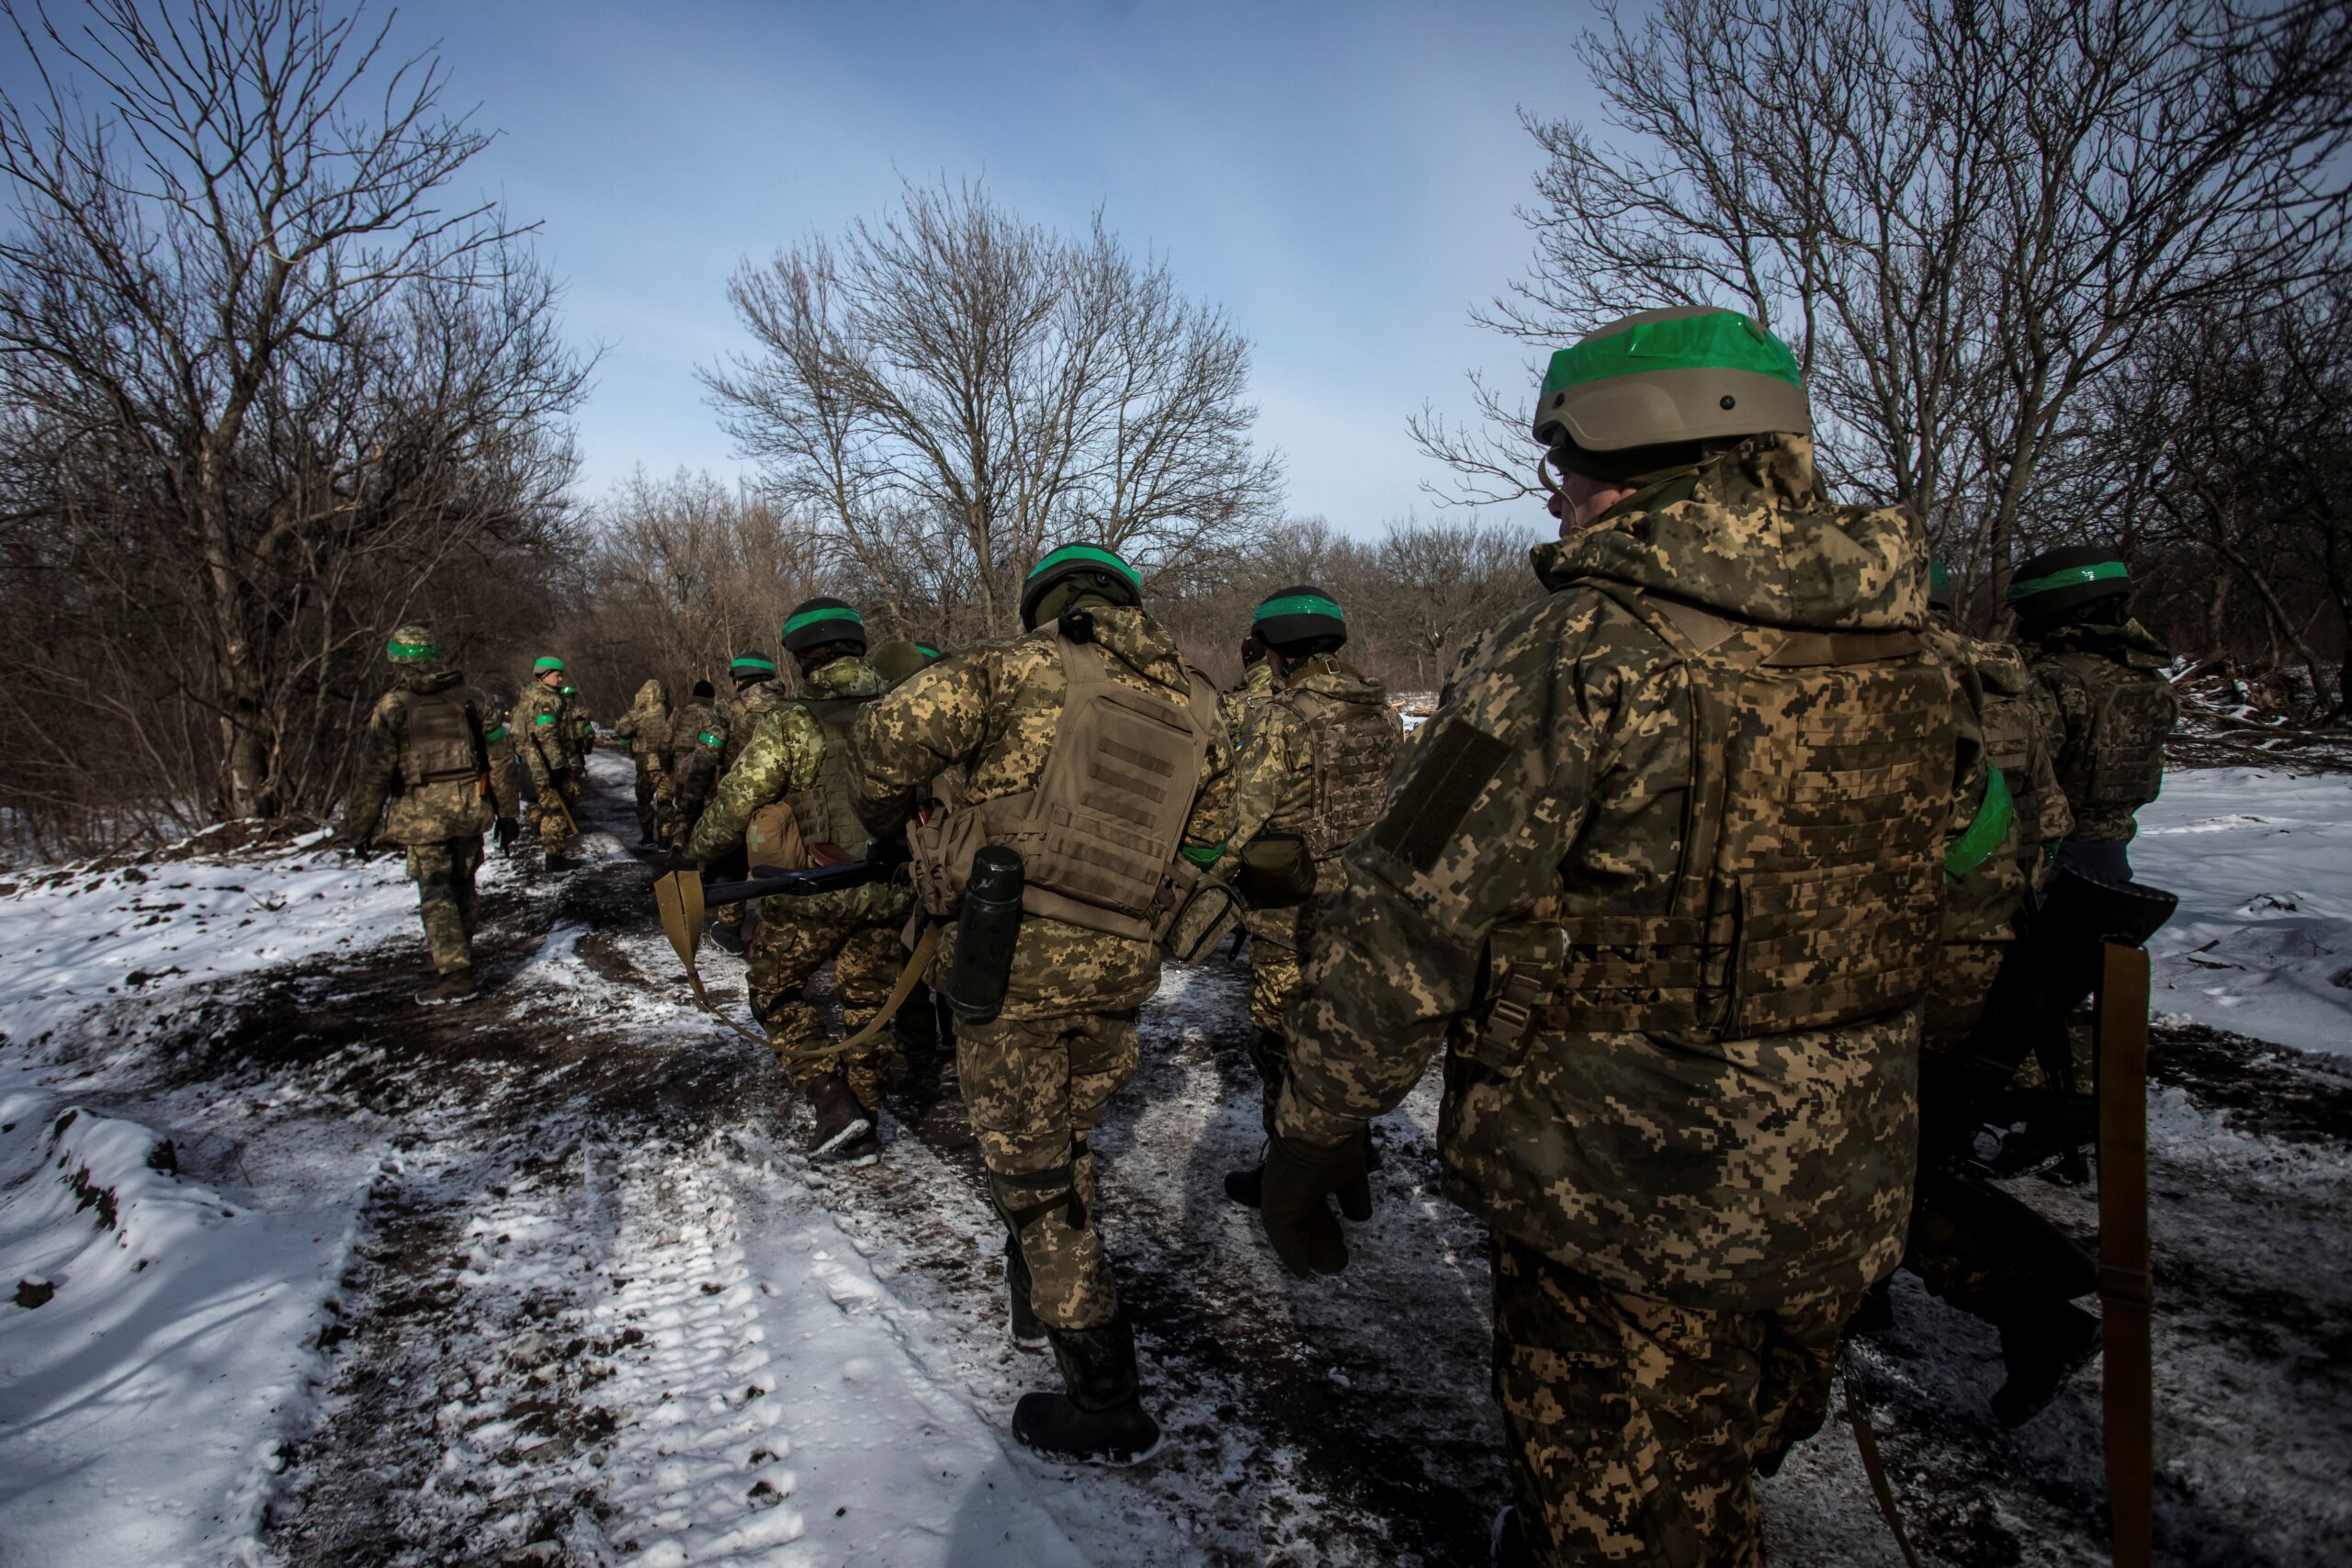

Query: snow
<box><xmin>2132</xmin><ymin>768</ymin><xmax>2352</xmax><ymax>1056</ymax></box>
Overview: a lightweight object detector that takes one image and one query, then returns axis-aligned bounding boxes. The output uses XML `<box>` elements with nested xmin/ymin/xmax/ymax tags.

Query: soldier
<box><xmin>1217</xmin><ymin>587</ymin><xmax>1401</xmax><ymax>1206</ymax></box>
<box><xmin>613</xmin><ymin>678</ymin><xmax>673</xmax><ymax>846</ymax></box>
<box><xmin>561</xmin><ymin>684</ymin><xmax>596</xmax><ymax>761</ymax></box>
<box><xmin>868</xmin><ymin>639</ymin><xmax>939</xmax><ymax>689</ymax></box>
<box><xmin>1886</xmin><ymin>559</ymin><xmax>2100</xmax><ymax>1426</ymax></box>
<box><xmin>851</xmin><ymin>543</ymin><xmax>1235</xmax><ymax>1463</ymax></box>
<box><xmin>2008</xmin><ymin>546</ymin><xmax>2180</xmax><ymax>884</ymax></box>
<box><xmin>1258</xmin><ymin>308</ymin><xmax>1973</xmax><ymax>1564</ymax></box>
<box><xmin>510</xmin><ymin>656</ymin><xmax>582</xmax><ymax>869</ymax></box>
<box><xmin>700</xmin><ymin>651</ymin><xmax>793</xmax><ymax>955</ymax></box>
<box><xmin>337</xmin><ymin>624</ymin><xmax>519</xmax><ymax>1002</ymax></box>
<box><xmin>655</xmin><ymin>678</ymin><xmax>719</xmax><ymax>849</ymax></box>
<box><xmin>1216</xmin><ymin>630</ymin><xmax>1274</xmax><ymax>752</ymax></box>
<box><xmin>687</xmin><ymin>601</ymin><xmax>913</xmax><ymax>1163</ymax></box>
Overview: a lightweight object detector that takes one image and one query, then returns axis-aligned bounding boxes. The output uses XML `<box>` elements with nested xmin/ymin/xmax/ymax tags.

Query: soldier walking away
<box><xmin>687</xmin><ymin>601</ymin><xmax>913</xmax><ymax>1164</ymax></box>
<box><xmin>2009</xmin><ymin>547</ymin><xmax>2180</xmax><ymax>886</ymax></box>
<box><xmin>561</xmin><ymin>684</ymin><xmax>596</xmax><ymax>761</ymax></box>
<box><xmin>1875</xmin><ymin>560</ymin><xmax>2103</xmax><ymax>1427</ymax></box>
<box><xmin>851</xmin><ymin>542</ymin><xmax>1235</xmax><ymax>1465</ymax></box>
<box><xmin>655</xmin><ymin>678</ymin><xmax>719</xmax><ymax>850</ymax></box>
<box><xmin>614</xmin><ymin>679</ymin><xmax>673</xmax><ymax>846</ymax></box>
<box><xmin>1216</xmin><ymin>630</ymin><xmax>1275</xmax><ymax>754</ymax></box>
<box><xmin>337</xmin><ymin>624</ymin><xmax>519</xmax><ymax>1003</ymax></box>
<box><xmin>699</xmin><ymin>651</ymin><xmax>792</xmax><ymax>956</ymax></box>
<box><xmin>1259</xmin><ymin>308</ymin><xmax>1974</xmax><ymax>1565</ymax></box>
<box><xmin>511</xmin><ymin>656</ymin><xmax>582</xmax><ymax>869</ymax></box>
<box><xmin>1216</xmin><ymin>587</ymin><xmax>1401</xmax><ymax>1208</ymax></box>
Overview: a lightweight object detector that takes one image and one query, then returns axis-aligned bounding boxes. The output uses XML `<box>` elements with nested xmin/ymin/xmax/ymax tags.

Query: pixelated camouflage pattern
<box><xmin>746</xmin><ymin>910</ymin><xmax>908</xmax><ymax>1111</ymax></box>
<box><xmin>1217</xmin><ymin>658</ymin><xmax>1276</xmax><ymax>755</ymax></box>
<box><xmin>1280</xmin><ymin>434</ymin><xmax>1969</xmax><ymax>1314</ymax></box>
<box><xmin>2026</xmin><ymin>618</ymin><xmax>2179</xmax><ymax>842</ymax></box>
<box><xmin>509</xmin><ymin>679</ymin><xmax>575</xmax><ymax>797</ymax></box>
<box><xmin>1231</xmin><ymin>658</ymin><xmax>1402</xmax><ymax>950</ymax></box>
<box><xmin>849</xmin><ymin>605</ymin><xmax>1236</xmax><ymax>1021</ymax></box>
<box><xmin>956</xmin><ymin>1010</ymin><xmax>1139</xmax><ymax>1331</ymax></box>
<box><xmin>613</xmin><ymin>680</ymin><xmax>671</xmax><ymax>758</ymax></box>
<box><xmin>406</xmin><ymin>837</ymin><xmax>484</xmax><ymax>976</ymax></box>
<box><xmin>657</xmin><ymin>697</ymin><xmax>722</xmax><ymax>839</ymax></box>
<box><xmin>1492</xmin><ymin>1236</ymin><xmax>1850</xmax><ymax>1568</ymax></box>
<box><xmin>780</xmin><ymin>655</ymin><xmax>888</xmax><ymax>853</ymax></box>
<box><xmin>1922</xmin><ymin>615</ymin><xmax>2073</xmax><ymax>1048</ymax></box>
<box><xmin>343</xmin><ymin>668</ymin><xmax>510</xmax><ymax>849</ymax></box>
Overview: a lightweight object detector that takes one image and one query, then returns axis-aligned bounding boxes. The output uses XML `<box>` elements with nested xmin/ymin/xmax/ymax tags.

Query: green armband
<box><xmin>699</xmin><ymin>731</ymin><xmax>724</xmax><ymax>748</ymax></box>
<box><xmin>1945</xmin><ymin>767</ymin><xmax>2015</xmax><ymax>882</ymax></box>
<box><xmin>1182</xmin><ymin>843</ymin><xmax>1226</xmax><ymax>868</ymax></box>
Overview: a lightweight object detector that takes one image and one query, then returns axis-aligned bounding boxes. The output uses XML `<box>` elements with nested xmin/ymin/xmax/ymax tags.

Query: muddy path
<box><xmin>76</xmin><ymin>754</ymin><xmax>2352</xmax><ymax>1566</ymax></box>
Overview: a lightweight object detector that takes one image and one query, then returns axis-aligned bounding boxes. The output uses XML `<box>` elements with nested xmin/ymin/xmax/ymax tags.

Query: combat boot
<box><xmin>709</xmin><ymin>919</ymin><xmax>750</xmax><ymax>956</ymax></box>
<box><xmin>804</xmin><ymin>1073</ymin><xmax>872</xmax><ymax>1158</ymax></box>
<box><xmin>825</xmin><ymin>1088</ymin><xmax>883</xmax><ymax>1166</ymax></box>
<box><xmin>1222</xmin><ymin>1161</ymin><xmax>1263</xmax><ymax>1209</ymax></box>
<box><xmin>415</xmin><ymin>967</ymin><xmax>480</xmax><ymax>1005</ymax></box>
<box><xmin>1992</xmin><ymin>1302</ymin><xmax>2102</xmax><ymax>1427</ymax></box>
<box><xmin>1012</xmin><ymin>1316</ymin><xmax>1161</xmax><ymax>1464</ymax></box>
<box><xmin>1004</xmin><ymin>1239</ymin><xmax>1047</xmax><ymax>1348</ymax></box>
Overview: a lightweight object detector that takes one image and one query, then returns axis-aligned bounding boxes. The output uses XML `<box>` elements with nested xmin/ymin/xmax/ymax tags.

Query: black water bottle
<box><xmin>945</xmin><ymin>846</ymin><xmax>1024</xmax><ymax>1024</ymax></box>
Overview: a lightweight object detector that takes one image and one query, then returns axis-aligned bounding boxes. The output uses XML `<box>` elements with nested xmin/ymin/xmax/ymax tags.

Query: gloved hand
<box><xmin>493</xmin><ymin>817</ymin><xmax>519</xmax><ymax>854</ymax></box>
<box><xmin>1260</xmin><ymin>1129</ymin><xmax>1373</xmax><ymax>1277</ymax></box>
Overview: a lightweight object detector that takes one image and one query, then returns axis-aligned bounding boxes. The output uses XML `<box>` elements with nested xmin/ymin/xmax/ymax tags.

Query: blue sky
<box><xmin>13</xmin><ymin>0</ymin><xmax>1600</xmax><ymax>533</ymax></box>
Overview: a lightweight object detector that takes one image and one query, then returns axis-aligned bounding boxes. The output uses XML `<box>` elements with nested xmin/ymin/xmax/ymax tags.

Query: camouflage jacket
<box><xmin>1231</xmin><ymin>659</ymin><xmax>1403</xmax><ymax>946</ymax></box>
<box><xmin>662</xmin><ymin>701</ymin><xmax>721</xmax><ymax>798</ymax></box>
<box><xmin>2026</xmin><ymin>618</ymin><xmax>2177</xmax><ymax>843</ymax></box>
<box><xmin>345</xmin><ymin>669</ymin><xmax>516</xmax><ymax>848</ymax></box>
<box><xmin>1924</xmin><ymin>616</ymin><xmax>2071</xmax><ymax>946</ymax></box>
<box><xmin>689</xmin><ymin>657</ymin><xmax>909</xmax><ymax>925</ymax></box>
<box><xmin>507</xmin><ymin>680</ymin><xmax>575</xmax><ymax>793</ymax></box>
<box><xmin>1279</xmin><ymin>434</ymin><xmax>1980</xmax><ymax>1314</ymax></box>
<box><xmin>850</xmin><ymin>605</ymin><xmax>1237</xmax><ymax>1021</ymax></box>
<box><xmin>1217</xmin><ymin>660</ymin><xmax>1276</xmax><ymax>755</ymax></box>
<box><xmin>613</xmin><ymin>680</ymin><xmax>672</xmax><ymax>762</ymax></box>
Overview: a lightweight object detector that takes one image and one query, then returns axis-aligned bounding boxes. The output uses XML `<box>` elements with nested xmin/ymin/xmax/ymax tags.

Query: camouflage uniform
<box><xmin>700</xmin><ymin>673</ymin><xmax>792</xmax><ymax>940</ymax></box>
<box><xmin>2025</xmin><ymin>618</ymin><xmax>2177</xmax><ymax>851</ymax></box>
<box><xmin>1228</xmin><ymin>654</ymin><xmax>1401</xmax><ymax>1125</ymax></box>
<box><xmin>1278</xmin><ymin>433</ymin><xmax>1975</xmax><ymax>1565</ymax></box>
<box><xmin>561</xmin><ymin>686</ymin><xmax>595</xmax><ymax>762</ymax></box>
<box><xmin>612</xmin><ymin>679</ymin><xmax>672</xmax><ymax>842</ymax></box>
<box><xmin>509</xmin><ymin>673</ymin><xmax>579</xmax><ymax>856</ymax></box>
<box><xmin>655</xmin><ymin>693</ymin><xmax>720</xmax><ymax>848</ymax></box>
<box><xmin>687</xmin><ymin>655</ymin><xmax>914</xmax><ymax>1112</ymax></box>
<box><xmin>852</xmin><ymin>604</ymin><xmax>1235</xmax><ymax>1332</ymax></box>
<box><xmin>344</xmin><ymin>644</ymin><xmax>518</xmax><ymax>978</ymax></box>
<box><xmin>1216</xmin><ymin>658</ymin><xmax>1275</xmax><ymax>755</ymax></box>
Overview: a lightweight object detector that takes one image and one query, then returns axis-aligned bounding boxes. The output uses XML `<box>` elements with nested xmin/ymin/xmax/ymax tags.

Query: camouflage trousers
<box><xmin>405</xmin><ymin>837</ymin><xmax>483</xmax><ymax>976</ymax></box>
<box><xmin>746</xmin><ymin>909</ymin><xmax>907</xmax><ymax>1111</ymax></box>
<box><xmin>1492</xmin><ymin>1237</ymin><xmax>1854</xmax><ymax>1566</ymax></box>
<box><xmin>630</xmin><ymin>754</ymin><xmax>660</xmax><ymax>840</ymax></box>
<box><xmin>1247</xmin><ymin>938</ymin><xmax>1305</xmax><ymax>1131</ymax></box>
<box><xmin>1924</xmin><ymin>940</ymin><xmax>2007</xmax><ymax>1051</ymax></box>
<box><xmin>530</xmin><ymin>772</ymin><xmax>582</xmax><ymax>854</ymax></box>
<box><xmin>957</xmin><ymin>1009</ymin><xmax>1139</xmax><ymax>1333</ymax></box>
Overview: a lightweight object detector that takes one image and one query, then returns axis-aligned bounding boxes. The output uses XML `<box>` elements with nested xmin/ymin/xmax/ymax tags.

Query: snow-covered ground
<box><xmin>2134</xmin><ymin>769</ymin><xmax>2352</xmax><ymax>1057</ymax></box>
<box><xmin>1</xmin><ymin>752</ymin><xmax>2346</xmax><ymax>1566</ymax></box>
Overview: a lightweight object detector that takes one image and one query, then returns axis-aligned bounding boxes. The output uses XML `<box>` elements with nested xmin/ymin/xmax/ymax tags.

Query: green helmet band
<box><xmin>1021</xmin><ymin>544</ymin><xmax>1142</xmax><ymax>627</ymax></box>
<box><xmin>729</xmin><ymin>655</ymin><xmax>777</xmax><ymax>674</ymax></box>
<box><xmin>1540</xmin><ymin>311</ymin><xmax>1801</xmax><ymax>405</ymax></box>
<box><xmin>782</xmin><ymin>605</ymin><xmax>865</xmax><ymax>638</ymax></box>
<box><xmin>533</xmin><ymin>656</ymin><xmax>565</xmax><ymax>672</ymax></box>
<box><xmin>386</xmin><ymin>637</ymin><xmax>439</xmax><ymax>662</ymax></box>
<box><xmin>2005</xmin><ymin>559</ymin><xmax>2129</xmax><ymax>604</ymax></box>
<box><xmin>1533</xmin><ymin>306</ymin><xmax>1811</xmax><ymax>452</ymax></box>
<box><xmin>1253</xmin><ymin>592</ymin><xmax>1344</xmax><ymax>626</ymax></box>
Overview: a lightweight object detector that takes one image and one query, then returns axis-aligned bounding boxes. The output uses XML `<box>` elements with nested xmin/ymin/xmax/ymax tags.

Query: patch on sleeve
<box><xmin>1370</xmin><ymin>717</ymin><xmax>1510</xmax><ymax>874</ymax></box>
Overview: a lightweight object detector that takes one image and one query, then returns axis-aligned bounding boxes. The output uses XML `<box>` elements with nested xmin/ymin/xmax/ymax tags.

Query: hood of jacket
<box><xmin>395</xmin><ymin>667</ymin><xmax>465</xmax><ymax>697</ymax></box>
<box><xmin>1535</xmin><ymin>434</ymin><xmax>1927</xmax><ymax>633</ymax></box>
<box><xmin>1281</xmin><ymin>654</ymin><xmax>1387</xmax><ymax>706</ymax></box>
<box><xmin>631</xmin><ymin>678</ymin><xmax>669</xmax><ymax>713</ymax></box>
<box><xmin>802</xmin><ymin>654</ymin><xmax>888</xmax><ymax>701</ymax></box>
<box><xmin>2032</xmin><ymin>616</ymin><xmax>2171</xmax><ymax>671</ymax></box>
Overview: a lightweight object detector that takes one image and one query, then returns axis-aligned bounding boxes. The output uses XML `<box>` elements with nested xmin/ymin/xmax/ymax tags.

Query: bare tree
<box><xmin>703</xmin><ymin>180</ymin><xmax>1284</xmax><ymax>638</ymax></box>
<box><xmin>0</xmin><ymin>0</ymin><xmax>586</xmax><ymax>840</ymax></box>
<box><xmin>1415</xmin><ymin>0</ymin><xmax>2352</xmax><ymax>622</ymax></box>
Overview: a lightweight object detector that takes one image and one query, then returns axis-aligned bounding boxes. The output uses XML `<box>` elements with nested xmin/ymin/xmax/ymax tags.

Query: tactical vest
<box><xmin>395</xmin><ymin>690</ymin><xmax>485</xmax><ymax>790</ymax></box>
<box><xmin>782</xmin><ymin>696</ymin><xmax>874</xmax><ymax>857</ymax></box>
<box><xmin>2045</xmin><ymin>650</ymin><xmax>2173</xmax><ymax>813</ymax></box>
<box><xmin>1268</xmin><ymin>677</ymin><xmax>1396</xmax><ymax>862</ymax></box>
<box><xmin>969</xmin><ymin>632</ymin><xmax>1216</xmax><ymax>942</ymax></box>
<box><xmin>1478</xmin><ymin>592</ymin><xmax>1947</xmax><ymax>1053</ymax></box>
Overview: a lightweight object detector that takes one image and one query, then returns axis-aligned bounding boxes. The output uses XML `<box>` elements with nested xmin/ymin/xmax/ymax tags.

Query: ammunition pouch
<box><xmin>1237</xmin><ymin>833</ymin><xmax>1316</xmax><ymax>907</ymax></box>
<box><xmin>1156</xmin><ymin>858</ymin><xmax>1244</xmax><ymax>964</ymax></box>
<box><xmin>745</xmin><ymin>800</ymin><xmax>806</xmax><ymax>874</ymax></box>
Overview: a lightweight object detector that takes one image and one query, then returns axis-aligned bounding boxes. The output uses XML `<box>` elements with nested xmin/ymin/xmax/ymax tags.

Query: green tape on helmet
<box><xmin>781</xmin><ymin>604</ymin><xmax>865</xmax><ymax>637</ymax></box>
<box><xmin>1540</xmin><ymin>310</ymin><xmax>1801</xmax><ymax>406</ymax></box>
<box><xmin>2004</xmin><ymin>559</ymin><xmax>2129</xmax><ymax>604</ymax></box>
<box><xmin>533</xmin><ymin>656</ymin><xmax>565</xmax><ymax>672</ymax></box>
<box><xmin>1026</xmin><ymin>544</ymin><xmax>1139</xmax><ymax>592</ymax></box>
<box><xmin>385</xmin><ymin>638</ymin><xmax>440</xmax><ymax>661</ymax></box>
<box><xmin>729</xmin><ymin>655</ymin><xmax>777</xmax><ymax>674</ymax></box>
<box><xmin>1253</xmin><ymin>592</ymin><xmax>1345</xmax><ymax>626</ymax></box>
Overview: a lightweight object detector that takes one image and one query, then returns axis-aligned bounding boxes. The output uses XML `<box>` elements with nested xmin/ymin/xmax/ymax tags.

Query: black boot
<box><xmin>1992</xmin><ymin>1302</ymin><xmax>2101</xmax><ymax>1427</ymax></box>
<box><xmin>804</xmin><ymin>1074</ymin><xmax>873</xmax><ymax>1158</ymax></box>
<box><xmin>1222</xmin><ymin>1162</ymin><xmax>1263</xmax><ymax>1209</ymax></box>
<box><xmin>709</xmin><ymin>919</ymin><xmax>749</xmax><ymax>956</ymax></box>
<box><xmin>1005</xmin><ymin>1240</ymin><xmax>1047</xmax><ymax>1348</ymax></box>
<box><xmin>1012</xmin><ymin>1316</ymin><xmax>1161</xmax><ymax>1463</ymax></box>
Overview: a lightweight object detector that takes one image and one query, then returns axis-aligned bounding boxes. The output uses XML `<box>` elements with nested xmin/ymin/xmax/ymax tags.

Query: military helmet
<box><xmin>1928</xmin><ymin>558</ymin><xmax>1953</xmax><ymax>612</ymax></box>
<box><xmin>1532</xmin><ymin>307</ymin><xmax>1811</xmax><ymax>463</ymax></box>
<box><xmin>532</xmin><ymin>655</ymin><xmax>565</xmax><ymax>673</ymax></box>
<box><xmin>869</xmin><ymin>639</ymin><xmax>935</xmax><ymax>687</ymax></box>
<box><xmin>729</xmin><ymin>650</ymin><xmax>777</xmax><ymax>682</ymax></box>
<box><xmin>386</xmin><ymin>624</ymin><xmax>440</xmax><ymax>664</ymax></box>
<box><xmin>783</xmin><ymin>597</ymin><xmax>865</xmax><ymax>656</ymax></box>
<box><xmin>1021</xmin><ymin>544</ymin><xmax>1142</xmax><ymax>629</ymax></box>
<box><xmin>2006</xmin><ymin>545</ymin><xmax>2132</xmax><ymax>625</ymax></box>
<box><xmin>1252</xmin><ymin>585</ymin><xmax>1347</xmax><ymax>653</ymax></box>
